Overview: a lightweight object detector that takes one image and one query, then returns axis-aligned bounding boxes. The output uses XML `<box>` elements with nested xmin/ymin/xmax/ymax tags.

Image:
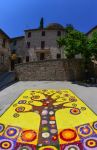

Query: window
<box><xmin>28</xmin><ymin>32</ymin><xmax>31</xmax><ymax>38</ymax></box>
<box><xmin>57</xmin><ymin>53</ymin><xmax>61</xmax><ymax>59</ymax></box>
<box><xmin>26</xmin><ymin>56</ymin><xmax>29</xmax><ymax>62</ymax></box>
<box><xmin>12</xmin><ymin>49</ymin><xmax>16</xmax><ymax>54</ymax></box>
<box><xmin>18</xmin><ymin>57</ymin><xmax>22</xmax><ymax>64</ymax></box>
<box><xmin>41</xmin><ymin>41</ymin><xmax>45</xmax><ymax>49</ymax></box>
<box><xmin>1</xmin><ymin>54</ymin><xmax>4</xmax><ymax>64</ymax></box>
<box><xmin>27</xmin><ymin>42</ymin><xmax>30</xmax><ymax>48</ymax></box>
<box><xmin>2</xmin><ymin>39</ymin><xmax>6</xmax><ymax>48</ymax></box>
<box><xmin>40</xmin><ymin>53</ymin><xmax>45</xmax><ymax>60</ymax></box>
<box><xmin>13</xmin><ymin>40</ymin><xmax>17</xmax><ymax>46</ymax></box>
<box><xmin>42</xmin><ymin>31</ymin><xmax>45</xmax><ymax>36</ymax></box>
<box><xmin>57</xmin><ymin>31</ymin><xmax>61</xmax><ymax>36</ymax></box>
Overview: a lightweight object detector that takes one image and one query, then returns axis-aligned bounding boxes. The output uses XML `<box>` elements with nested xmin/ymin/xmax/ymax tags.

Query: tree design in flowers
<box><xmin>13</xmin><ymin>89</ymin><xmax>84</xmax><ymax>149</ymax></box>
<box><xmin>0</xmin><ymin>89</ymin><xmax>96</xmax><ymax>150</ymax></box>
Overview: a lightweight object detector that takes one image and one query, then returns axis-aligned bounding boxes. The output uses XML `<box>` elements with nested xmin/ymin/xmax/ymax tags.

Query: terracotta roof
<box><xmin>11</xmin><ymin>36</ymin><xmax>24</xmax><ymax>40</ymax></box>
<box><xmin>46</xmin><ymin>23</ymin><xmax>64</xmax><ymax>30</ymax></box>
<box><xmin>24</xmin><ymin>23</ymin><xmax>65</xmax><ymax>32</ymax></box>
<box><xmin>24</xmin><ymin>28</ymin><xmax>65</xmax><ymax>32</ymax></box>
<box><xmin>24</xmin><ymin>28</ymin><xmax>41</xmax><ymax>32</ymax></box>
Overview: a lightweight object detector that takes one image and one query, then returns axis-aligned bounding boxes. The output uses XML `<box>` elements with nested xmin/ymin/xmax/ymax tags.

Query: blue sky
<box><xmin>0</xmin><ymin>0</ymin><xmax>97</xmax><ymax>37</ymax></box>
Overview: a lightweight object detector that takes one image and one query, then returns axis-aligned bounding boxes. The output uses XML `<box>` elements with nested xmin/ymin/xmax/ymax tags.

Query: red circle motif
<box><xmin>60</xmin><ymin>129</ymin><xmax>77</xmax><ymax>141</ymax></box>
<box><xmin>21</xmin><ymin>130</ymin><xmax>37</xmax><ymax>142</ymax></box>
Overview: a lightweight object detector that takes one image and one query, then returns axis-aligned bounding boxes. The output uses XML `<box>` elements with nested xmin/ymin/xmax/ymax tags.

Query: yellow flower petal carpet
<box><xmin>0</xmin><ymin>89</ymin><xmax>97</xmax><ymax>149</ymax></box>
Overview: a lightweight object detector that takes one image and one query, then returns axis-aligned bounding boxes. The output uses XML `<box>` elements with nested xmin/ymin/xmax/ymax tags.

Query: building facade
<box><xmin>1</xmin><ymin>23</ymin><xmax>97</xmax><ymax>70</ymax></box>
<box><xmin>0</xmin><ymin>29</ymin><xmax>10</xmax><ymax>71</ymax></box>
<box><xmin>11</xmin><ymin>36</ymin><xmax>26</xmax><ymax>64</ymax></box>
<box><xmin>11</xmin><ymin>23</ymin><xmax>66</xmax><ymax>63</ymax></box>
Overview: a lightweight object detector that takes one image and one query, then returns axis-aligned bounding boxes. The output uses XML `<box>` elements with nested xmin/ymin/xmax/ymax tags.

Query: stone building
<box><xmin>0</xmin><ymin>29</ymin><xmax>10</xmax><ymax>71</ymax></box>
<box><xmin>1</xmin><ymin>22</ymin><xmax>96</xmax><ymax>69</ymax></box>
<box><xmin>11</xmin><ymin>23</ymin><xmax>65</xmax><ymax>63</ymax></box>
<box><xmin>10</xmin><ymin>36</ymin><xmax>26</xmax><ymax>64</ymax></box>
<box><xmin>86</xmin><ymin>25</ymin><xmax>97</xmax><ymax>38</ymax></box>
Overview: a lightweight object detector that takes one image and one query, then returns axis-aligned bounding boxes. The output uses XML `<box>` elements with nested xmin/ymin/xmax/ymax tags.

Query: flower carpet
<box><xmin>0</xmin><ymin>89</ymin><xmax>97</xmax><ymax>149</ymax></box>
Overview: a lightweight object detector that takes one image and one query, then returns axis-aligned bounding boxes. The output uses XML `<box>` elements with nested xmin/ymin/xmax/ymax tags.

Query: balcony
<box><xmin>34</xmin><ymin>47</ymin><xmax>50</xmax><ymax>53</ymax></box>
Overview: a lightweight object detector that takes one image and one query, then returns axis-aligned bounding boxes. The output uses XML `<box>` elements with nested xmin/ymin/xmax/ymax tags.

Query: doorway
<box><xmin>40</xmin><ymin>53</ymin><xmax>45</xmax><ymax>60</ymax></box>
<box><xmin>11</xmin><ymin>60</ymin><xmax>15</xmax><ymax>71</ymax></box>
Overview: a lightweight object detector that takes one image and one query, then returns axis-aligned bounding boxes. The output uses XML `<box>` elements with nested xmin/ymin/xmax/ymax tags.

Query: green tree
<box><xmin>57</xmin><ymin>25</ymin><xmax>89</xmax><ymax>59</ymax></box>
<box><xmin>88</xmin><ymin>31</ymin><xmax>97</xmax><ymax>60</ymax></box>
<box><xmin>57</xmin><ymin>25</ymin><xmax>97</xmax><ymax>81</ymax></box>
<box><xmin>39</xmin><ymin>17</ymin><xmax>44</xmax><ymax>29</ymax></box>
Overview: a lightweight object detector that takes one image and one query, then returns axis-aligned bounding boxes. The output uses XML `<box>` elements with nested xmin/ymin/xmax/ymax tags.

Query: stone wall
<box><xmin>0</xmin><ymin>53</ymin><xmax>10</xmax><ymax>73</ymax></box>
<box><xmin>15</xmin><ymin>59</ymin><xmax>93</xmax><ymax>81</ymax></box>
<box><xmin>93</xmin><ymin>63</ymin><xmax>97</xmax><ymax>77</ymax></box>
<box><xmin>0</xmin><ymin>64</ymin><xmax>9</xmax><ymax>73</ymax></box>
